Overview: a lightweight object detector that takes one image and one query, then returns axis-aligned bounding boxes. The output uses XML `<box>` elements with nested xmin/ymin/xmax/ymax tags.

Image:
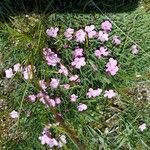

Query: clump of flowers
<box><xmin>4</xmin><ymin>19</ymin><xmax>141</xmax><ymax>149</ymax></box>
<box><xmin>5</xmin><ymin>64</ymin><xmax>36</xmax><ymax>80</ymax></box>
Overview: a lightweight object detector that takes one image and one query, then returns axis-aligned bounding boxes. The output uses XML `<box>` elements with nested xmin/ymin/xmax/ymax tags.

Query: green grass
<box><xmin>0</xmin><ymin>1</ymin><xmax>150</xmax><ymax>150</ymax></box>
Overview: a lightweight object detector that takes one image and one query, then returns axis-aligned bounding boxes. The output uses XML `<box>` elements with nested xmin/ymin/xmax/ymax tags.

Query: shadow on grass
<box><xmin>0</xmin><ymin>0</ymin><xmax>140</xmax><ymax>21</ymax></box>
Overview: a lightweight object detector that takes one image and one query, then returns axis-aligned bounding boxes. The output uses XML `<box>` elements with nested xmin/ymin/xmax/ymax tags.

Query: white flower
<box><xmin>10</xmin><ymin>110</ymin><xmax>19</xmax><ymax>119</ymax></box>
<box><xmin>5</xmin><ymin>68</ymin><xmax>13</xmax><ymax>78</ymax></box>
<box><xmin>139</xmin><ymin>123</ymin><xmax>147</xmax><ymax>132</ymax></box>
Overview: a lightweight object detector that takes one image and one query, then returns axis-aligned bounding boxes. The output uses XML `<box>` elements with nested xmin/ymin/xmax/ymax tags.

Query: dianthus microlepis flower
<box><xmin>71</xmin><ymin>57</ymin><xmax>86</xmax><ymax>69</ymax></box>
<box><xmin>73</xmin><ymin>47</ymin><xmax>83</xmax><ymax>58</ymax></box>
<box><xmin>112</xmin><ymin>36</ymin><xmax>121</xmax><ymax>46</ymax></box>
<box><xmin>55</xmin><ymin>97</ymin><xmax>61</xmax><ymax>105</ymax></box>
<box><xmin>28</xmin><ymin>94</ymin><xmax>36</xmax><ymax>102</ymax></box>
<box><xmin>13</xmin><ymin>63</ymin><xmax>22</xmax><ymax>72</ymax></box>
<box><xmin>75</xmin><ymin>29</ymin><xmax>86</xmax><ymax>43</ymax></box>
<box><xmin>39</xmin><ymin>134</ymin><xmax>58</xmax><ymax>148</ymax></box>
<box><xmin>97</xmin><ymin>31</ymin><xmax>109</xmax><ymax>42</ymax></box>
<box><xmin>77</xmin><ymin>103</ymin><xmax>87</xmax><ymax>111</ymax></box>
<box><xmin>64</xmin><ymin>28</ymin><xmax>74</xmax><ymax>40</ymax></box>
<box><xmin>39</xmin><ymin>130</ymin><xmax>67</xmax><ymax>148</ymax></box>
<box><xmin>37</xmin><ymin>91</ymin><xmax>46</xmax><ymax>104</ymax></box>
<box><xmin>87</xmin><ymin>88</ymin><xmax>102</xmax><ymax>98</ymax></box>
<box><xmin>58</xmin><ymin>65</ymin><xmax>69</xmax><ymax>76</ymax></box>
<box><xmin>139</xmin><ymin>123</ymin><xmax>147</xmax><ymax>132</ymax></box>
<box><xmin>48</xmin><ymin>99</ymin><xmax>56</xmax><ymax>107</ymax></box>
<box><xmin>104</xmin><ymin>90</ymin><xmax>116</xmax><ymax>99</ymax></box>
<box><xmin>60</xmin><ymin>84</ymin><xmax>70</xmax><ymax>89</ymax></box>
<box><xmin>131</xmin><ymin>44</ymin><xmax>139</xmax><ymax>54</ymax></box>
<box><xmin>43</xmin><ymin>48</ymin><xmax>60</xmax><ymax>66</ymax></box>
<box><xmin>95</xmin><ymin>46</ymin><xmax>109</xmax><ymax>58</ymax></box>
<box><xmin>85</xmin><ymin>25</ymin><xmax>96</xmax><ymax>38</ymax></box>
<box><xmin>106</xmin><ymin>58</ymin><xmax>119</xmax><ymax>76</ymax></box>
<box><xmin>69</xmin><ymin>75</ymin><xmax>79</xmax><ymax>82</ymax></box>
<box><xmin>10</xmin><ymin>110</ymin><xmax>19</xmax><ymax>119</ymax></box>
<box><xmin>101</xmin><ymin>20</ymin><xmax>112</xmax><ymax>32</ymax></box>
<box><xmin>5</xmin><ymin>68</ymin><xmax>13</xmax><ymax>78</ymax></box>
<box><xmin>58</xmin><ymin>135</ymin><xmax>67</xmax><ymax>148</ymax></box>
<box><xmin>70</xmin><ymin>94</ymin><xmax>78</xmax><ymax>102</ymax></box>
<box><xmin>46</xmin><ymin>27</ymin><xmax>59</xmax><ymax>38</ymax></box>
<box><xmin>39</xmin><ymin>80</ymin><xmax>47</xmax><ymax>91</ymax></box>
<box><xmin>50</xmin><ymin>78</ymin><xmax>60</xmax><ymax>89</ymax></box>
<box><xmin>23</xmin><ymin>65</ymin><xmax>36</xmax><ymax>80</ymax></box>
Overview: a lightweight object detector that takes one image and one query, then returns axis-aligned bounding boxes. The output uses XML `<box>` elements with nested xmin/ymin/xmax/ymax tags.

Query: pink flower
<box><xmin>97</xmin><ymin>31</ymin><xmax>109</xmax><ymax>42</ymax></box>
<box><xmin>48</xmin><ymin>99</ymin><xmax>56</xmax><ymax>107</ymax></box>
<box><xmin>95</xmin><ymin>46</ymin><xmax>109</xmax><ymax>58</ymax></box>
<box><xmin>23</xmin><ymin>65</ymin><xmax>36</xmax><ymax>80</ymax></box>
<box><xmin>85</xmin><ymin>25</ymin><xmax>96</xmax><ymax>38</ymax></box>
<box><xmin>73</xmin><ymin>48</ymin><xmax>83</xmax><ymax>58</ymax></box>
<box><xmin>10</xmin><ymin>110</ymin><xmax>19</xmax><ymax>119</ymax></box>
<box><xmin>64</xmin><ymin>28</ymin><xmax>74</xmax><ymax>40</ymax></box>
<box><xmin>46</xmin><ymin>27</ymin><xmax>59</xmax><ymax>38</ymax></box>
<box><xmin>13</xmin><ymin>63</ymin><xmax>22</xmax><ymax>72</ymax></box>
<box><xmin>55</xmin><ymin>97</ymin><xmax>61</xmax><ymax>104</ymax></box>
<box><xmin>104</xmin><ymin>90</ymin><xmax>116</xmax><ymax>99</ymax></box>
<box><xmin>5</xmin><ymin>68</ymin><xmax>13</xmax><ymax>78</ymax></box>
<box><xmin>69</xmin><ymin>75</ymin><xmax>79</xmax><ymax>82</ymax></box>
<box><xmin>43</xmin><ymin>48</ymin><xmax>60</xmax><ymax>66</ymax></box>
<box><xmin>77</xmin><ymin>103</ymin><xmax>87</xmax><ymax>111</ymax></box>
<box><xmin>139</xmin><ymin>123</ymin><xmax>147</xmax><ymax>132</ymax></box>
<box><xmin>70</xmin><ymin>94</ymin><xmax>78</xmax><ymax>102</ymax></box>
<box><xmin>75</xmin><ymin>29</ymin><xmax>86</xmax><ymax>43</ymax></box>
<box><xmin>131</xmin><ymin>44</ymin><xmax>139</xmax><ymax>54</ymax></box>
<box><xmin>60</xmin><ymin>84</ymin><xmax>70</xmax><ymax>89</ymax></box>
<box><xmin>58</xmin><ymin>65</ymin><xmax>69</xmax><ymax>76</ymax></box>
<box><xmin>71</xmin><ymin>57</ymin><xmax>86</xmax><ymax>69</ymax></box>
<box><xmin>39</xmin><ymin>134</ymin><xmax>51</xmax><ymax>145</ymax></box>
<box><xmin>106</xmin><ymin>58</ymin><xmax>119</xmax><ymax>76</ymax></box>
<box><xmin>101</xmin><ymin>20</ymin><xmax>112</xmax><ymax>31</ymax></box>
<box><xmin>63</xmin><ymin>44</ymin><xmax>68</xmax><ymax>49</ymax></box>
<box><xmin>50</xmin><ymin>78</ymin><xmax>60</xmax><ymax>89</ymax></box>
<box><xmin>39</xmin><ymin>80</ymin><xmax>47</xmax><ymax>91</ymax></box>
<box><xmin>37</xmin><ymin>92</ymin><xmax>46</xmax><ymax>104</ymax></box>
<box><xmin>87</xmin><ymin>88</ymin><xmax>102</xmax><ymax>98</ymax></box>
<box><xmin>112</xmin><ymin>36</ymin><xmax>121</xmax><ymax>45</ymax></box>
<box><xmin>48</xmin><ymin>138</ymin><xmax>58</xmax><ymax>148</ymax></box>
<box><xmin>28</xmin><ymin>94</ymin><xmax>36</xmax><ymax>102</ymax></box>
